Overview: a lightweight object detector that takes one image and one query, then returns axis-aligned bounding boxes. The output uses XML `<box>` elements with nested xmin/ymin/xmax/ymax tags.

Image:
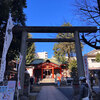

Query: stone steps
<box><xmin>39</xmin><ymin>78</ymin><xmax>55</xmax><ymax>83</ymax></box>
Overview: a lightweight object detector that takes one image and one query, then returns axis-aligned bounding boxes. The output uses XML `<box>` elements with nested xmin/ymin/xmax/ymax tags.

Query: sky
<box><xmin>24</xmin><ymin>0</ymin><xmax>94</xmax><ymax>58</ymax></box>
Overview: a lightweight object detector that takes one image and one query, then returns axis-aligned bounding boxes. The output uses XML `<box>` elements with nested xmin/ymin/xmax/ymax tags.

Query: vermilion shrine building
<box><xmin>26</xmin><ymin>59</ymin><xmax>67</xmax><ymax>81</ymax></box>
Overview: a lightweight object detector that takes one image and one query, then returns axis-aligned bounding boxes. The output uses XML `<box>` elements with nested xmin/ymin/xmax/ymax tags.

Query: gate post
<box><xmin>19</xmin><ymin>30</ymin><xmax>27</xmax><ymax>95</ymax></box>
<box><xmin>74</xmin><ymin>31</ymin><xmax>85</xmax><ymax>78</ymax></box>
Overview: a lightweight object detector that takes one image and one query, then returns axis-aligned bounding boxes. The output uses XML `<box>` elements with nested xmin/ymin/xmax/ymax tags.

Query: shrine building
<box><xmin>26</xmin><ymin>59</ymin><xmax>68</xmax><ymax>82</ymax></box>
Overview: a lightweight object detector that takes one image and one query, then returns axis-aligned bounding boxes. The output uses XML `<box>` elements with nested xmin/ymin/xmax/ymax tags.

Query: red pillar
<box><xmin>52</xmin><ymin>68</ymin><xmax>54</xmax><ymax>78</ymax></box>
<box><xmin>60</xmin><ymin>67</ymin><xmax>62</xmax><ymax>77</ymax></box>
<box><xmin>41</xmin><ymin>68</ymin><xmax>43</xmax><ymax>79</ymax></box>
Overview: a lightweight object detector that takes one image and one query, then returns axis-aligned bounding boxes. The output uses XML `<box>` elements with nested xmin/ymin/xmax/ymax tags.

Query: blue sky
<box><xmin>24</xmin><ymin>0</ymin><xmax>94</xmax><ymax>58</ymax></box>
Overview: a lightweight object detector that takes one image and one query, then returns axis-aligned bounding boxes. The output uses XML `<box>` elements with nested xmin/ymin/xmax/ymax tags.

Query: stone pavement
<box><xmin>36</xmin><ymin>86</ymin><xmax>69</xmax><ymax>100</ymax></box>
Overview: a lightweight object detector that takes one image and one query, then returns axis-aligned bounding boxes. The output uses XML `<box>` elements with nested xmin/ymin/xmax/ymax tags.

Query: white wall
<box><xmin>37</xmin><ymin>52</ymin><xmax>48</xmax><ymax>59</ymax></box>
<box><xmin>87</xmin><ymin>57</ymin><xmax>100</xmax><ymax>69</ymax></box>
<box><xmin>27</xmin><ymin>68</ymin><xmax>34</xmax><ymax>77</ymax></box>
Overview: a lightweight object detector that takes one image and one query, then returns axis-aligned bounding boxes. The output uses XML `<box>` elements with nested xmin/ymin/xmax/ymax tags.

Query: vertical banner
<box><xmin>83</xmin><ymin>55</ymin><xmax>93</xmax><ymax>99</ymax></box>
<box><xmin>83</xmin><ymin>56</ymin><xmax>89</xmax><ymax>85</ymax></box>
<box><xmin>0</xmin><ymin>13</ymin><xmax>14</xmax><ymax>82</ymax></box>
<box><xmin>17</xmin><ymin>54</ymin><xmax>23</xmax><ymax>89</ymax></box>
<box><xmin>83</xmin><ymin>56</ymin><xmax>89</xmax><ymax>80</ymax></box>
<box><xmin>17</xmin><ymin>54</ymin><xmax>23</xmax><ymax>100</ymax></box>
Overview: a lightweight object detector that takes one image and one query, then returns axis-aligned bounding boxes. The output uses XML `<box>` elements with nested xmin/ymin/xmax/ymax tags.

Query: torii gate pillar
<box><xmin>19</xmin><ymin>30</ymin><xmax>27</xmax><ymax>95</ymax></box>
<box><xmin>74</xmin><ymin>31</ymin><xmax>85</xmax><ymax>78</ymax></box>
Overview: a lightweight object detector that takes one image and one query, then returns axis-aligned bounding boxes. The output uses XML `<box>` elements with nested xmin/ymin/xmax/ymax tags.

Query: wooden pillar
<box><xmin>33</xmin><ymin>68</ymin><xmax>34</xmax><ymax>77</ymax></box>
<box><xmin>19</xmin><ymin>30</ymin><xmax>27</xmax><ymax>95</ymax></box>
<box><xmin>41</xmin><ymin>68</ymin><xmax>43</xmax><ymax>79</ymax></box>
<box><xmin>74</xmin><ymin>31</ymin><xmax>85</xmax><ymax>78</ymax></box>
<box><xmin>60</xmin><ymin>67</ymin><xmax>62</xmax><ymax>77</ymax></box>
<box><xmin>52</xmin><ymin>68</ymin><xmax>54</xmax><ymax>78</ymax></box>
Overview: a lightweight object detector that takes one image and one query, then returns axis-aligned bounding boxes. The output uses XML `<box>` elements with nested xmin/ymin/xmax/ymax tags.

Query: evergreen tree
<box><xmin>26</xmin><ymin>33</ymin><xmax>35</xmax><ymax>64</ymax></box>
<box><xmin>96</xmin><ymin>53</ymin><xmax>100</xmax><ymax>62</ymax></box>
<box><xmin>68</xmin><ymin>59</ymin><xmax>77</xmax><ymax>70</ymax></box>
<box><xmin>0</xmin><ymin>0</ymin><xmax>27</xmax><ymax>62</ymax></box>
<box><xmin>53</xmin><ymin>23</ymin><xmax>75</xmax><ymax>63</ymax></box>
<box><xmin>0</xmin><ymin>0</ymin><xmax>29</xmax><ymax>73</ymax></box>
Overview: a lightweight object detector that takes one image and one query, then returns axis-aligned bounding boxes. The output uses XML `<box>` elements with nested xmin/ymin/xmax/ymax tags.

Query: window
<box><xmin>91</xmin><ymin>59</ymin><xmax>96</xmax><ymax>62</ymax></box>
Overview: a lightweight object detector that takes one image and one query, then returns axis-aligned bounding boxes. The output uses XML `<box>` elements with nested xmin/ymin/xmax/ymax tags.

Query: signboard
<box><xmin>0</xmin><ymin>81</ymin><xmax>16</xmax><ymax>100</ymax></box>
<box><xmin>7</xmin><ymin>81</ymin><xmax>16</xmax><ymax>92</ymax></box>
<box><xmin>0</xmin><ymin>86</ymin><xmax>7</xmax><ymax>100</ymax></box>
<box><xmin>0</xmin><ymin>86</ymin><xmax>7</xmax><ymax>93</ymax></box>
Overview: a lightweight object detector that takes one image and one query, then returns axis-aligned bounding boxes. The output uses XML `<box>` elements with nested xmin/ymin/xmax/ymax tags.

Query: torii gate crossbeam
<box><xmin>27</xmin><ymin>38</ymin><xmax>75</xmax><ymax>42</ymax></box>
<box><xmin>13</xmin><ymin>26</ymin><xmax>97</xmax><ymax>33</ymax></box>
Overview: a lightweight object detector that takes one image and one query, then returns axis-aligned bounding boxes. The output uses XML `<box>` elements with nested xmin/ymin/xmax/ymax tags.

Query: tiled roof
<box><xmin>89</xmin><ymin>67</ymin><xmax>100</xmax><ymax>70</ymax></box>
<box><xmin>48</xmin><ymin>58</ymin><xmax>61</xmax><ymax>65</ymax></box>
<box><xmin>30</xmin><ymin>59</ymin><xmax>46</xmax><ymax>65</ymax></box>
<box><xmin>28</xmin><ymin>58</ymin><xmax>61</xmax><ymax>65</ymax></box>
<box><xmin>84</xmin><ymin>49</ymin><xmax>100</xmax><ymax>57</ymax></box>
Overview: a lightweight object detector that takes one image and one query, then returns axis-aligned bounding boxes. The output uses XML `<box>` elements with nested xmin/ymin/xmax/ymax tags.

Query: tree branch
<box><xmin>85</xmin><ymin>0</ymin><xmax>100</xmax><ymax>26</ymax></box>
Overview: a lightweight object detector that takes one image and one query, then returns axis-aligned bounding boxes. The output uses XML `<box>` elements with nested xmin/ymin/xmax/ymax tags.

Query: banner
<box><xmin>83</xmin><ymin>56</ymin><xmax>90</xmax><ymax>86</ymax></box>
<box><xmin>0</xmin><ymin>13</ymin><xmax>14</xmax><ymax>82</ymax></box>
<box><xmin>83</xmin><ymin>55</ymin><xmax>93</xmax><ymax>99</ymax></box>
<box><xmin>17</xmin><ymin>54</ymin><xmax>23</xmax><ymax>89</ymax></box>
<box><xmin>17</xmin><ymin>54</ymin><xmax>23</xmax><ymax>100</ymax></box>
<box><xmin>5</xmin><ymin>13</ymin><xmax>14</xmax><ymax>49</ymax></box>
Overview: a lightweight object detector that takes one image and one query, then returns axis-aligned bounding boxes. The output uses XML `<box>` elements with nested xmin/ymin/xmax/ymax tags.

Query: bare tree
<box><xmin>74</xmin><ymin>0</ymin><xmax>100</xmax><ymax>49</ymax></box>
<box><xmin>97</xmin><ymin>0</ymin><xmax>100</xmax><ymax>13</ymax></box>
<box><xmin>75</xmin><ymin>0</ymin><xmax>100</xmax><ymax>25</ymax></box>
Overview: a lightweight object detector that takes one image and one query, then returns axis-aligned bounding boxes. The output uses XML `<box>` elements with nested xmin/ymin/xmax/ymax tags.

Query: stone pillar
<box><xmin>19</xmin><ymin>30</ymin><xmax>27</xmax><ymax>95</ymax></box>
<box><xmin>74</xmin><ymin>31</ymin><xmax>85</xmax><ymax>78</ymax></box>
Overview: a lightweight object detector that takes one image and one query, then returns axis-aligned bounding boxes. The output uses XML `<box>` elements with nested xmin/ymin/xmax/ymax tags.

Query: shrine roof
<box><xmin>30</xmin><ymin>59</ymin><xmax>46</xmax><ymax>65</ymax></box>
<box><xmin>27</xmin><ymin>58</ymin><xmax>61</xmax><ymax>66</ymax></box>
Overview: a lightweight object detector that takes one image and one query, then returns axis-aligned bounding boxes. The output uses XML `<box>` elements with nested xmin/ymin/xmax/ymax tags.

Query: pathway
<box><xmin>36</xmin><ymin>86</ymin><xmax>69</xmax><ymax>100</ymax></box>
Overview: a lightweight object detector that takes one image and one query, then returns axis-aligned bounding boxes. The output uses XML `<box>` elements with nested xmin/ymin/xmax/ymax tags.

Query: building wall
<box><xmin>85</xmin><ymin>49</ymin><xmax>100</xmax><ymax>70</ymax></box>
<box><xmin>37</xmin><ymin>52</ymin><xmax>48</xmax><ymax>59</ymax></box>
<box><xmin>87</xmin><ymin>57</ymin><xmax>100</xmax><ymax>69</ymax></box>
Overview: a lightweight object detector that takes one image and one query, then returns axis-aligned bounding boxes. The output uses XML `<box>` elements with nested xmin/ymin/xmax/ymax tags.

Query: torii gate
<box><xmin>13</xmin><ymin>26</ymin><xmax>97</xmax><ymax>95</ymax></box>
